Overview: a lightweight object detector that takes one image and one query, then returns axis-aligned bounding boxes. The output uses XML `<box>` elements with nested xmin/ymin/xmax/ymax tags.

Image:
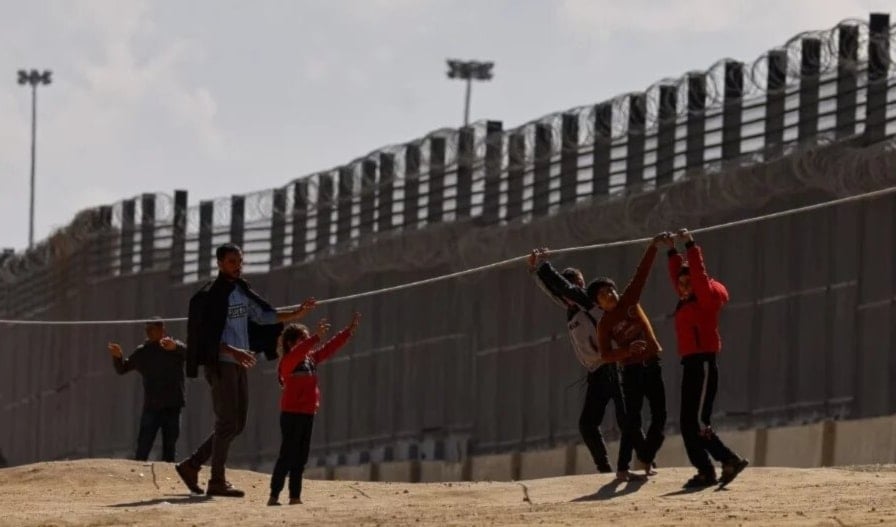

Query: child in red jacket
<box><xmin>666</xmin><ymin>229</ymin><xmax>748</xmax><ymax>489</ymax></box>
<box><xmin>268</xmin><ymin>312</ymin><xmax>361</xmax><ymax>506</ymax></box>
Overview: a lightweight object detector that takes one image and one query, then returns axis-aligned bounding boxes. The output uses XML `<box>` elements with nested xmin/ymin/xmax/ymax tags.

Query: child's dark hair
<box><xmin>586</xmin><ymin>277</ymin><xmax>617</xmax><ymax>301</ymax></box>
<box><xmin>279</xmin><ymin>323</ymin><xmax>310</xmax><ymax>357</ymax></box>
<box><xmin>561</xmin><ymin>267</ymin><xmax>584</xmax><ymax>284</ymax></box>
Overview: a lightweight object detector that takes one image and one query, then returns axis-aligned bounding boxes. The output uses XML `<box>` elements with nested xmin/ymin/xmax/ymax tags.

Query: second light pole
<box><xmin>17</xmin><ymin>68</ymin><xmax>52</xmax><ymax>249</ymax></box>
<box><xmin>446</xmin><ymin>59</ymin><xmax>493</xmax><ymax>127</ymax></box>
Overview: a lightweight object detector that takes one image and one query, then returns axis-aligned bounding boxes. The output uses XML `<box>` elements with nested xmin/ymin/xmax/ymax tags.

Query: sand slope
<box><xmin>1</xmin><ymin>459</ymin><xmax>895</xmax><ymax>526</ymax></box>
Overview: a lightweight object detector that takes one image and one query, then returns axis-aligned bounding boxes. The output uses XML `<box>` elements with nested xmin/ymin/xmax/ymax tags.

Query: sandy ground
<box><xmin>1</xmin><ymin>459</ymin><xmax>895</xmax><ymax>526</ymax></box>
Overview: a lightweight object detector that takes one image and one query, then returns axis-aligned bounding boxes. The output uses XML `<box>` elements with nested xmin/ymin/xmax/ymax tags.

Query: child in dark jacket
<box><xmin>268</xmin><ymin>312</ymin><xmax>361</xmax><ymax>506</ymax></box>
<box><xmin>528</xmin><ymin>248</ymin><xmax>639</xmax><ymax>480</ymax></box>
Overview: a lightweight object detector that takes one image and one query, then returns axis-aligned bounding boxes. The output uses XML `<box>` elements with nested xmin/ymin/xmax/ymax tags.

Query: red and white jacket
<box><xmin>278</xmin><ymin>328</ymin><xmax>352</xmax><ymax>414</ymax></box>
<box><xmin>668</xmin><ymin>243</ymin><xmax>729</xmax><ymax>357</ymax></box>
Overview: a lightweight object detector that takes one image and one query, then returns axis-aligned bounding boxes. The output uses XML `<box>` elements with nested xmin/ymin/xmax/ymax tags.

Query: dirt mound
<box><xmin>1</xmin><ymin>459</ymin><xmax>894</xmax><ymax>526</ymax></box>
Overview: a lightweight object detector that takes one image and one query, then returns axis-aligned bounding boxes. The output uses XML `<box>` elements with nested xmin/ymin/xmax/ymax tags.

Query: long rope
<box><xmin>2</xmin><ymin>185</ymin><xmax>894</xmax><ymax>326</ymax></box>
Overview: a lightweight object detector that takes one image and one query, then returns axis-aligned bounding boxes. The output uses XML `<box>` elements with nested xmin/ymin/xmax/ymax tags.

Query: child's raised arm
<box><xmin>313</xmin><ymin>312</ymin><xmax>361</xmax><ymax>365</ymax></box>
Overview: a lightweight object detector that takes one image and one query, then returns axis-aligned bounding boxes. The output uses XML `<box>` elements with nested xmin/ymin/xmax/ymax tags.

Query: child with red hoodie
<box><xmin>268</xmin><ymin>312</ymin><xmax>361</xmax><ymax>506</ymax></box>
<box><xmin>666</xmin><ymin>229</ymin><xmax>748</xmax><ymax>489</ymax></box>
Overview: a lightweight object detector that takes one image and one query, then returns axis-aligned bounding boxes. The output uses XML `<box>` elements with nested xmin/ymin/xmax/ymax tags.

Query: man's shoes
<box><xmin>596</xmin><ymin>463</ymin><xmax>614</xmax><ymax>474</ymax></box>
<box><xmin>267</xmin><ymin>496</ymin><xmax>281</xmax><ymax>506</ymax></box>
<box><xmin>683</xmin><ymin>472</ymin><xmax>718</xmax><ymax>489</ymax></box>
<box><xmin>288</xmin><ymin>497</ymin><xmax>303</xmax><ymax>505</ymax></box>
<box><xmin>719</xmin><ymin>458</ymin><xmax>749</xmax><ymax>488</ymax></box>
<box><xmin>206</xmin><ymin>480</ymin><xmax>245</xmax><ymax>497</ymax></box>
<box><xmin>175</xmin><ymin>461</ymin><xmax>203</xmax><ymax>494</ymax></box>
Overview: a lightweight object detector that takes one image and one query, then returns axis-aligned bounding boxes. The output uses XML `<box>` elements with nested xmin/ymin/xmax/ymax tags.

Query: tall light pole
<box><xmin>17</xmin><ymin>69</ymin><xmax>52</xmax><ymax>250</ymax></box>
<box><xmin>446</xmin><ymin>59</ymin><xmax>493</xmax><ymax>127</ymax></box>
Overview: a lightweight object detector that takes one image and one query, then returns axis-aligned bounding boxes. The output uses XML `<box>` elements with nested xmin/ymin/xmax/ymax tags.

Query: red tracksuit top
<box><xmin>668</xmin><ymin>243</ymin><xmax>729</xmax><ymax>357</ymax></box>
<box><xmin>278</xmin><ymin>328</ymin><xmax>351</xmax><ymax>414</ymax></box>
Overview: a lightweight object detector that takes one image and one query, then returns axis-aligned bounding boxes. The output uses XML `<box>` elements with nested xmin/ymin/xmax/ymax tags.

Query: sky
<box><xmin>0</xmin><ymin>0</ymin><xmax>892</xmax><ymax>250</ymax></box>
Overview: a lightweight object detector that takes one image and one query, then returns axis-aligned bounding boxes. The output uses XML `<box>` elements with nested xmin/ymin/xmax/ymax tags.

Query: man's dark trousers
<box><xmin>134</xmin><ymin>407</ymin><xmax>181</xmax><ymax>462</ymax></box>
<box><xmin>183</xmin><ymin>362</ymin><xmax>249</xmax><ymax>483</ymax></box>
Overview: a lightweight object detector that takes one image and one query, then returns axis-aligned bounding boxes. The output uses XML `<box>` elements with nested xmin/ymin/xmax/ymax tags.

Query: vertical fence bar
<box><xmin>507</xmin><ymin>132</ymin><xmax>525</xmax><ymax>221</ymax></box>
<box><xmin>560</xmin><ymin>113</ymin><xmax>578</xmax><ymax>205</ymax></box>
<box><xmin>533</xmin><ymin>123</ymin><xmax>552</xmax><ymax>216</ymax></box>
<box><xmin>119</xmin><ymin>199</ymin><xmax>135</xmax><ymax>275</ymax></box>
<box><xmin>427</xmin><ymin>137</ymin><xmax>447</xmax><ymax>224</ymax></box>
<box><xmin>456</xmin><ymin>126</ymin><xmax>474</xmax><ymax>218</ymax></box>
<box><xmin>139</xmin><ymin>193</ymin><xmax>155</xmax><ymax>271</ymax></box>
<box><xmin>798</xmin><ymin>37</ymin><xmax>821</xmax><ymax>142</ymax></box>
<box><xmin>836</xmin><ymin>23</ymin><xmax>859</xmax><ymax>139</ymax></box>
<box><xmin>270</xmin><ymin>187</ymin><xmax>286</xmax><ymax>268</ymax></box>
<box><xmin>722</xmin><ymin>60</ymin><xmax>744</xmax><ymax>160</ymax></box>
<box><xmin>656</xmin><ymin>85</ymin><xmax>678</xmax><ymax>187</ymax></box>
<box><xmin>403</xmin><ymin>144</ymin><xmax>421</xmax><ymax>229</ymax></box>
<box><xmin>97</xmin><ymin>204</ymin><xmax>115</xmax><ymax>278</ymax></box>
<box><xmin>198</xmin><ymin>200</ymin><xmax>213</xmax><ymax>279</ymax></box>
<box><xmin>626</xmin><ymin>93</ymin><xmax>646</xmax><ymax>186</ymax></box>
<box><xmin>291</xmin><ymin>180</ymin><xmax>308</xmax><ymax>264</ymax></box>
<box><xmin>360</xmin><ymin>159</ymin><xmax>376</xmax><ymax>235</ymax></box>
<box><xmin>230</xmin><ymin>195</ymin><xmax>245</xmax><ymax>248</ymax></box>
<box><xmin>593</xmin><ymin>102</ymin><xmax>612</xmax><ymax>195</ymax></box>
<box><xmin>169</xmin><ymin>190</ymin><xmax>187</xmax><ymax>282</ymax></box>
<box><xmin>337</xmin><ymin>167</ymin><xmax>354</xmax><ymax>244</ymax></box>
<box><xmin>378</xmin><ymin>153</ymin><xmax>395</xmax><ymax>233</ymax></box>
<box><xmin>765</xmin><ymin>49</ymin><xmax>788</xmax><ymax>158</ymax></box>
<box><xmin>865</xmin><ymin>13</ymin><xmax>890</xmax><ymax>144</ymax></box>
<box><xmin>685</xmin><ymin>73</ymin><xmax>707</xmax><ymax>171</ymax></box>
<box><xmin>481</xmin><ymin>121</ymin><xmax>503</xmax><ymax>224</ymax></box>
<box><xmin>316</xmin><ymin>174</ymin><xmax>334</xmax><ymax>253</ymax></box>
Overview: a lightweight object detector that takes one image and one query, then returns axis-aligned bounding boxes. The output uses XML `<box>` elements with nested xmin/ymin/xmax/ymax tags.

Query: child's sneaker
<box><xmin>683</xmin><ymin>472</ymin><xmax>717</xmax><ymax>488</ymax></box>
<box><xmin>616</xmin><ymin>470</ymin><xmax>647</xmax><ymax>482</ymax></box>
<box><xmin>635</xmin><ymin>459</ymin><xmax>657</xmax><ymax>476</ymax></box>
<box><xmin>718</xmin><ymin>458</ymin><xmax>749</xmax><ymax>488</ymax></box>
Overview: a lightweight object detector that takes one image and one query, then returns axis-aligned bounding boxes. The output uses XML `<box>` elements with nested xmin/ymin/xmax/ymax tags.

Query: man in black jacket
<box><xmin>175</xmin><ymin>243</ymin><xmax>317</xmax><ymax>497</ymax></box>
<box><xmin>108</xmin><ymin>318</ymin><xmax>186</xmax><ymax>462</ymax></box>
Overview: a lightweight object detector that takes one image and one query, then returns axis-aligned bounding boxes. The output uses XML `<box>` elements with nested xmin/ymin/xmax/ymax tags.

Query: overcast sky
<box><xmin>0</xmin><ymin>0</ymin><xmax>891</xmax><ymax>250</ymax></box>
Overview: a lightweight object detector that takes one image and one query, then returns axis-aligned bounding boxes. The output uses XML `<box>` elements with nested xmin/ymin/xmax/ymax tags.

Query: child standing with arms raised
<box><xmin>665</xmin><ymin>229</ymin><xmax>748</xmax><ymax>488</ymax></box>
<box><xmin>589</xmin><ymin>233</ymin><xmax>671</xmax><ymax>475</ymax></box>
<box><xmin>268</xmin><ymin>312</ymin><xmax>361</xmax><ymax>506</ymax></box>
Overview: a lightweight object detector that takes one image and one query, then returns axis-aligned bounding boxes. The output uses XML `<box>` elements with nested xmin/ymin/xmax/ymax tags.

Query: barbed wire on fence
<box><xmin>1</xmin><ymin>16</ymin><xmax>895</xmax><ymax>286</ymax></box>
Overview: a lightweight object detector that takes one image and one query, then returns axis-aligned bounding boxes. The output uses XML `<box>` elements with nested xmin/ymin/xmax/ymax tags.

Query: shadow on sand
<box><xmin>108</xmin><ymin>494</ymin><xmax>212</xmax><ymax>508</ymax></box>
<box><xmin>571</xmin><ymin>477</ymin><xmax>648</xmax><ymax>502</ymax></box>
